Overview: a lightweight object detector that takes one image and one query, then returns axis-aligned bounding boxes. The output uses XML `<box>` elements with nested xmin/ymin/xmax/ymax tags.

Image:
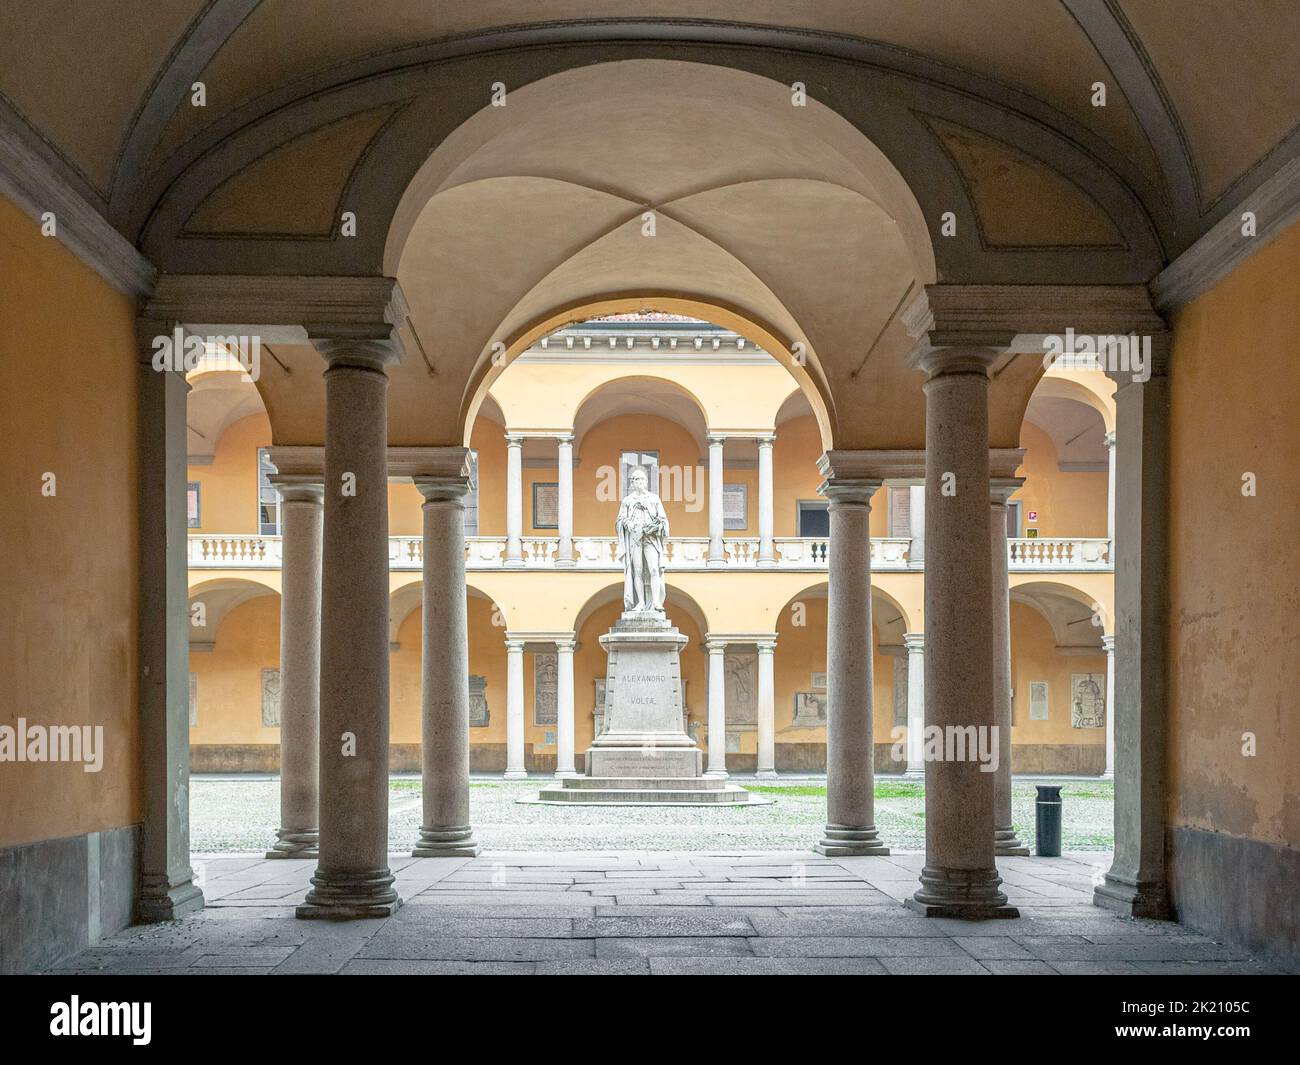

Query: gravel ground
<box><xmin>192</xmin><ymin>776</ymin><xmax>1113</xmax><ymax>853</ymax></box>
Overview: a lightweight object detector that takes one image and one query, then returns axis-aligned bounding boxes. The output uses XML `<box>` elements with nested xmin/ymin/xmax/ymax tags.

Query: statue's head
<box><xmin>628</xmin><ymin>467</ymin><xmax>649</xmax><ymax>493</ymax></box>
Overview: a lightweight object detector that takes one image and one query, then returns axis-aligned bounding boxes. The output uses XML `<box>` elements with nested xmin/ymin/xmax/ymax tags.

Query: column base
<box><xmin>503</xmin><ymin>770</ymin><xmax>528</xmax><ymax>780</ymax></box>
<box><xmin>1093</xmin><ymin>872</ymin><xmax>1170</xmax><ymax>919</ymax></box>
<box><xmin>907</xmin><ymin>865</ymin><xmax>1018</xmax><ymax>919</ymax></box>
<box><xmin>994</xmin><ymin>828</ymin><xmax>1030</xmax><ymax>857</ymax></box>
<box><xmin>296</xmin><ymin>867</ymin><xmax>401</xmax><ymax>919</ymax></box>
<box><xmin>756</xmin><ymin>769</ymin><xmax>778</xmax><ymax>779</ymax></box>
<box><xmin>554</xmin><ymin>558</ymin><xmax>576</xmax><ymax>568</ymax></box>
<box><xmin>413</xmin><ymin>826</ymin><xmax>482</xmax><ymax>858</ymax></box>
<box><xmin>503</xmin><ymin>558</ymin><xmax>525</xmax><ymax>569</ymax></box>
<box><xmin>704</xmin><ymin>768</ymin><xmax>729</xmax><ymax>780</ymax></box>
<box><xmin>814</xmin><ymin>824</ymin><xmax>889</xmax><ymax>856</ymax></box>
<box><xmin>137</xmin><ymin>876</ymin><xmax>205</xmax><ymax>923</ymax></box>
<box><xmin>554</xmin><ymin>769</ymin><xmax>580</xmax><ymax>779</ymax></box>
<box><xmin>756</xmin><ymin>557</ymin><xmax>777</xmax><ymax>568</ymax></box>
<box><xmin>265</xmin><ymin>829</ymin><xmax>319</xmax><ymax>860</ymax></box>
<box><xmin>705</xmin><ymin>558</ymin><xmax>727</xmax><ymax>568</ymax></box>
<box><xmin>904</xmin><ymin>766</ymin><xmax>924</xmax><ymax>778</ymax></box>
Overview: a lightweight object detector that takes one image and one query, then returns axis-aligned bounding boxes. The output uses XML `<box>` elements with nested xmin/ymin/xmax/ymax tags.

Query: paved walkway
<box><xmin>51</xmin><ymin>851</ymin><xmax>1280</xmax><ymax>975</ymax></box>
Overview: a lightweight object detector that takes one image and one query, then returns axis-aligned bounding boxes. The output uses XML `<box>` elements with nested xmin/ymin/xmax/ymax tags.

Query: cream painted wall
<box><xmin>190</xmin><ymin>595</ymin><xmax>280</xmax><ymax>745</ymax></box>
<box><xmin>0</xmin><ymin>196</ymin><xmax>140</xmax><ymax>847</ymax></box>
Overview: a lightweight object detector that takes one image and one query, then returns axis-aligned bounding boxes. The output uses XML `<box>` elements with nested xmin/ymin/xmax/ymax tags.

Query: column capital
<box><xmin>990</xmin><ymin>477</ymin><xmax>1025</xmax><ymax>505</ymax></box>
<box><xmin>988</xmin><ymin>448</ymin><xmax>1026</xmax><ymax>481</ymax></box>
<box><xmin>1104</xmin><ymin>429</ymin><xmax>1117</xmax><ymax>448</ymax></box>
<box><xmin>903</xmin><ymin>632</ymin><xmax>925</xmax><ymax>651</ymax></box>
<box><xmin>755</xmin><ymin>433</ymin><xmax>776</xmax><ymax>447</ymax></box>
<box><xmin>266</xmin><ymin>445</ymin><xmax>325</xmax><ymax>501</ymax></box>
<box><xmin>818</xmin><ymin>449</ymin><xmax>925</xmax><ymax>500</ymax></box>
<box><xmin>706</xmin><ymin>433</ymin><xmax>728</xmax><ymax>447</ymax></box>
<box><xmin>705</xmin><ymin>636</ymin><xmax>728</xmax><ymax>654</ymax></box>
<box><xmin>503</xmin><ymin>637</ymin><xmax>525</xmax><ymax>653</ymax></box>
<box><xmin>555</xmin><ymin>432</ymin><xmax>574</xmax><ymax>447</ymax></box>
<box><xmin>310</xmin><ymin>323</ymin><xmax>403</xmax><ymax>371</ymax></box>
<box><xmin>388</xmin><ymin>446</ymin><xmax>473</xmax><ymax>500</ymax></box>
<box><xmin>1101</xmin><ymin>634</ymin><xmax>1116</xmax><ymax>652</ymax></box>
<box><xmin>554</xmin><ymin>636</ymin><xmax>577</xmax><ymax>653</ymax></box>
<box><xmin>504</xmin><ymin>432</ymin><xmax>526</xmax><ymax>446</ymax></box>
<box><xmin>755</xmin><ymin>637</ymin><xmax>777</xmax><ymax>653</ymax></box>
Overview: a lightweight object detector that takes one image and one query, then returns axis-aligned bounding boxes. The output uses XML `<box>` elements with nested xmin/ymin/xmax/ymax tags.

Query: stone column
<box><xmin>299</xmin><ymin>327</ymin><xmax>401</xmax><ymax>919</ymax></box>
<box><xmin>504</xmin><ymin>637</ymin><xmax>527</xmax><ymax>778</ymax></box>
<box><xmin>1102</xmin><ymin>634</ymin><xmax>1116</xmax><ymax>779</ymax></box>
<box><xmin>504</xmin><ymin>433</ymin><xmax>524</xmax><ymax>567</ymax></box>
<box><xmin>266</xmin><ymin>457</ymin><xmax>323</xmax><ymax>859</ymax></box>
<box><xmin>757</xmin><ymin>434</ymin><xmax>776</xmax><ymax>566</ymax></box>
<box><xmin>816</xmin><ymin>468</ymin><xmax>888</xmax><ymax>856</ymax></box>
<box><xmin>555</xmin><ymin>636</ymin><xmax>578</xmax><ymax>777</ymax></box>
<box><xmin>991</xmin><ymin>468</ymin><xmax>1029</xmax><ymax>856</ymax></box>
<box><xmin>705</xmin><ymin>637</ymin><xmax>727</xmax><ymax>776</ymax></box>
<box><xmin>556</xmin><ymin>433</ymin><xmax>575</xmax><ymax>567</ymax></box>
<box><xmin>1105</xmin><ymin>430</ymin><xmax>1117</xmax><ymax>549</ymax></box>
<box><xmin>907</xmin><ymin>346</ymin><xmax>1015</xmax><ymax>918</ymax></box>
<box><xmin>1094</xmin><ymin>349</ymin><xmax>1171</xmax><ymax>919</ymax></box>
<box><xmin>756</xmin><ymin>637</ymin><xmax>777</xmax><ymax>777</ymax></box>
<box><xmin>136</xmin><ymin>321</ymin><xmax>203</xmax><ymax>921</ymax></box>
<box><xmin>904</xmin><ymin>633</ymin><xmax>925</xmax><ymax>777</ymax></box>
<box><xmin>707</xmin><ymin>433</ymin><xmax>726</xmax><ymax>566</ymax></box>
<box><xmin>412</xmin><ymin>452</ymin><xmax>481</xmax><ymax>857</ymax></box>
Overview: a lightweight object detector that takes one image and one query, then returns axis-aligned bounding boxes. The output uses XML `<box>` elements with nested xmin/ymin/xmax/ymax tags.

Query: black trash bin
<box><xmin>1035</xmin><ymin>785</ymin><xmax>1063</xmax><ymax>857</ymax></box>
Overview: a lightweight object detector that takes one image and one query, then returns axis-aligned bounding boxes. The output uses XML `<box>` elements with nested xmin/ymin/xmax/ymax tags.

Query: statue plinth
<box><xmin>585</xmin><ymin>611</ymin><xmax>702</xmax><ymax>778</ymax></box>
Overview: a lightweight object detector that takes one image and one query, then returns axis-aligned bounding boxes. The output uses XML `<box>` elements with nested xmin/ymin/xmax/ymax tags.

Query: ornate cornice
<box><xmin>143</xmin><ymin>274</ymin><xmax>408</xmax><ymax>328</ymax></box>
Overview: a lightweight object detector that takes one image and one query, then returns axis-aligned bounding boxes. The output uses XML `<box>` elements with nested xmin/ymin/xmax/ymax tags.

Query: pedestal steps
<box><xmin>535</xmin><ymin>776</ymin><xmax>762</xmax><ymax>805</ymax></box>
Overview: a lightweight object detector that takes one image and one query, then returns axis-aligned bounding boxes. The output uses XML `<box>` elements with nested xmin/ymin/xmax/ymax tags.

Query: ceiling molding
<box><xmin>1061</xmin><ymin>0</ymin><xmax>1198</xmax><ymax>233</ymax></box>
<box><xmin>0</xmin><ymin>120</ymin><xmax>156</xmax><ymax>296</ymax></box>
<box><xmin>107</xmin><ymin>0</ymin><xmax>263</xmax><ymax>221</ymax></box>
<box><xmin>1149</xmin><ymin>154</ymin><xmax>1300</xmax><ymax>313</ymax></box>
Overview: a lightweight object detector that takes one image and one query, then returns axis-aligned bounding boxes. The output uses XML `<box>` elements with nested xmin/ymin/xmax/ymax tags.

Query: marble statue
<box><xmin>616</xmin><ymin>466</ymin><xmax>668</xmax><ymax>613</ymax></box>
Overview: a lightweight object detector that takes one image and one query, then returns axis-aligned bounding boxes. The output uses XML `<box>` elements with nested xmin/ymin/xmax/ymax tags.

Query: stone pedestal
<box><xmin>538</xmin><ymin>612</ymin><xmax>757</xmax><ymax>805</ymax></box>
<box><xmin>586</xmin><ymin>613</ymin><xmax>700</xmax><ymax>778</ymax></box>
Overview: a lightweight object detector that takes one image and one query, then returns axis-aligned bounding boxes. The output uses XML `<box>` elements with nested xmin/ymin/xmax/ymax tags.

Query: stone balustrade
<box><xmin>189</xmin><ymin>533</ymin><xmax>1111</xmax><ymax>572</ymax></box>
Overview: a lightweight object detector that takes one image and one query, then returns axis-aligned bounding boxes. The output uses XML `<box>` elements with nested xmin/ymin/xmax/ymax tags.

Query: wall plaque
<box><xmin>1071</xmin><ymin>673</ymin><xmax>1105</xmax><ymax>729</ymax></box>
<box><xmin>469</xmin><ymin>674</ymin><xmax>489</xmax><ymax>727</ymax></box>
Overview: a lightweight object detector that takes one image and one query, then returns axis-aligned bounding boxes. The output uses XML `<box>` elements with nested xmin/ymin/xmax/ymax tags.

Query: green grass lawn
<box><xmin>192</xmin><ymin>776</ymin><xmax>1113</xmax><ymax>853</ymax></box>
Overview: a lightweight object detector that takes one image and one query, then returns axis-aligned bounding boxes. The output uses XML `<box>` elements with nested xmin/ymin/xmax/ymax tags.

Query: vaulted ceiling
<box><xmin>2</xmin><ymin>1</ymin><xmax>1296</xmax><ymax>448</ymax></box>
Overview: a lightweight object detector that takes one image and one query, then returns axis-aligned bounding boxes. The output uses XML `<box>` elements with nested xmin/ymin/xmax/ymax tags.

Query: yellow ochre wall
<box><xmin>1012</xmin><ymin>421</ymin><xmax>1109</xmax><ymax>539</ymax></box>
<box><xmin>0</xmin><ymin>196</ymin><xmax>140</xmax><ymax>847</ymax></box>
<box><xmin>1167</xmin><ymin>222</ymin><xmax>1300</xmax><ymax>851</ymax></box>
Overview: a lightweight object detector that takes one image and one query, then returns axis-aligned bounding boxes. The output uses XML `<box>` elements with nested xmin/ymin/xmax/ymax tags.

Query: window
<box><xmin>186</xmin><ymin>481</ymin><xmax>201</xmax><ymax>529</ymax></box>
<box><xmin>256</xmin><ymin>448</ymin><xmax>281</xmax><ymax>535</ymax></box>
<box><xmin>1006</xmin><ymin>500</ymin><xmax>1022</xmax><ymax>538</ymax></box>
<box><xmin>464</xmin><ymin>450</ymin><xmax>479</xmax><ymax>536</ymax></box>
<box><xmin>797</xmin><ymin>500</ymin><xmax>829</xmax><ymax>537</ymax></box>
<box><xmin>888</xmin><ymin>486</ymin><xmax>911</xmax><ymax>536</ymax></box>
<box><xmin>620</xmin><ymin>450</ymin><xmax>659</xmax><ymax>495</ymax></box>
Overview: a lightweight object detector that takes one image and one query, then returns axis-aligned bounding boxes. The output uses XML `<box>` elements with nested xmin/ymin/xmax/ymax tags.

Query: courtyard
<box><xmin>191</xmin><ymin>776</ymin><xmax>1118</xmax><ymax>853</ymax></box>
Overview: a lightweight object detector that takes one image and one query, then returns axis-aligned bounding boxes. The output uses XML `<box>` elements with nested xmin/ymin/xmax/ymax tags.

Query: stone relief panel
<box><xmin>792</xmin><ymin>691</ymin><xmax>827</xmax><ymax>728</ymax></box>
<box><xmin>469</xmin><ymin>675</ymin><xmax>489</xmax><ymax>727</ymax></box>
<box><xmin>892</xmin><ymin>656</ymin><xmax>908</xmax><ymax>726</ymax></box>
<box><xmin>1071</xmin><ymin>673</ymin><xmax>1105</xmax><ymax>729</ymax></box>
<box><xmin>534</xmin><ymin>652</ymin><xmax>557</xmax><ymax>726</ymax></box>
<box><xmin>261</xmin><ymin>668</ymin><xmax>281</xmax><ymax>727</ymax></box>
<box><xmin>1029</xmin><ymin>680</ymin><xmax>1050</xmax><ymax>721</ymax></box>
<box><xmin>724</xmin><ymin>651</ymin><xmax>756</xmax><ymax>725</ymax></box>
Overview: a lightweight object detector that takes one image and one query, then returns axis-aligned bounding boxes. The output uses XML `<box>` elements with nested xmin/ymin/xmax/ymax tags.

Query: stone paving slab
<box><xmin>49</xmin><ymin>850</ymin><xmax>1285</xmax><ymax>975</ymax></box>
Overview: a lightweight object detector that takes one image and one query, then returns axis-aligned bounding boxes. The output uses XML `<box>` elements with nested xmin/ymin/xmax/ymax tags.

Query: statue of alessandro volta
<box><xmin>616</xmin><ymin>466</ymin><xmax>669</xmax><ymax>614</ymax></box>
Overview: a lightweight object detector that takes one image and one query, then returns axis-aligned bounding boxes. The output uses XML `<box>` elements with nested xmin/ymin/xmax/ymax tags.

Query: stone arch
<box><xmin>1010</xmin><ymin>579</ymin><xmax>1109</xmax><ymax>646</ymax></box>
<box><xmin>187</xmin><ymin>577</ymin><xmax>278</xmax><ymax>650</ymax></box>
